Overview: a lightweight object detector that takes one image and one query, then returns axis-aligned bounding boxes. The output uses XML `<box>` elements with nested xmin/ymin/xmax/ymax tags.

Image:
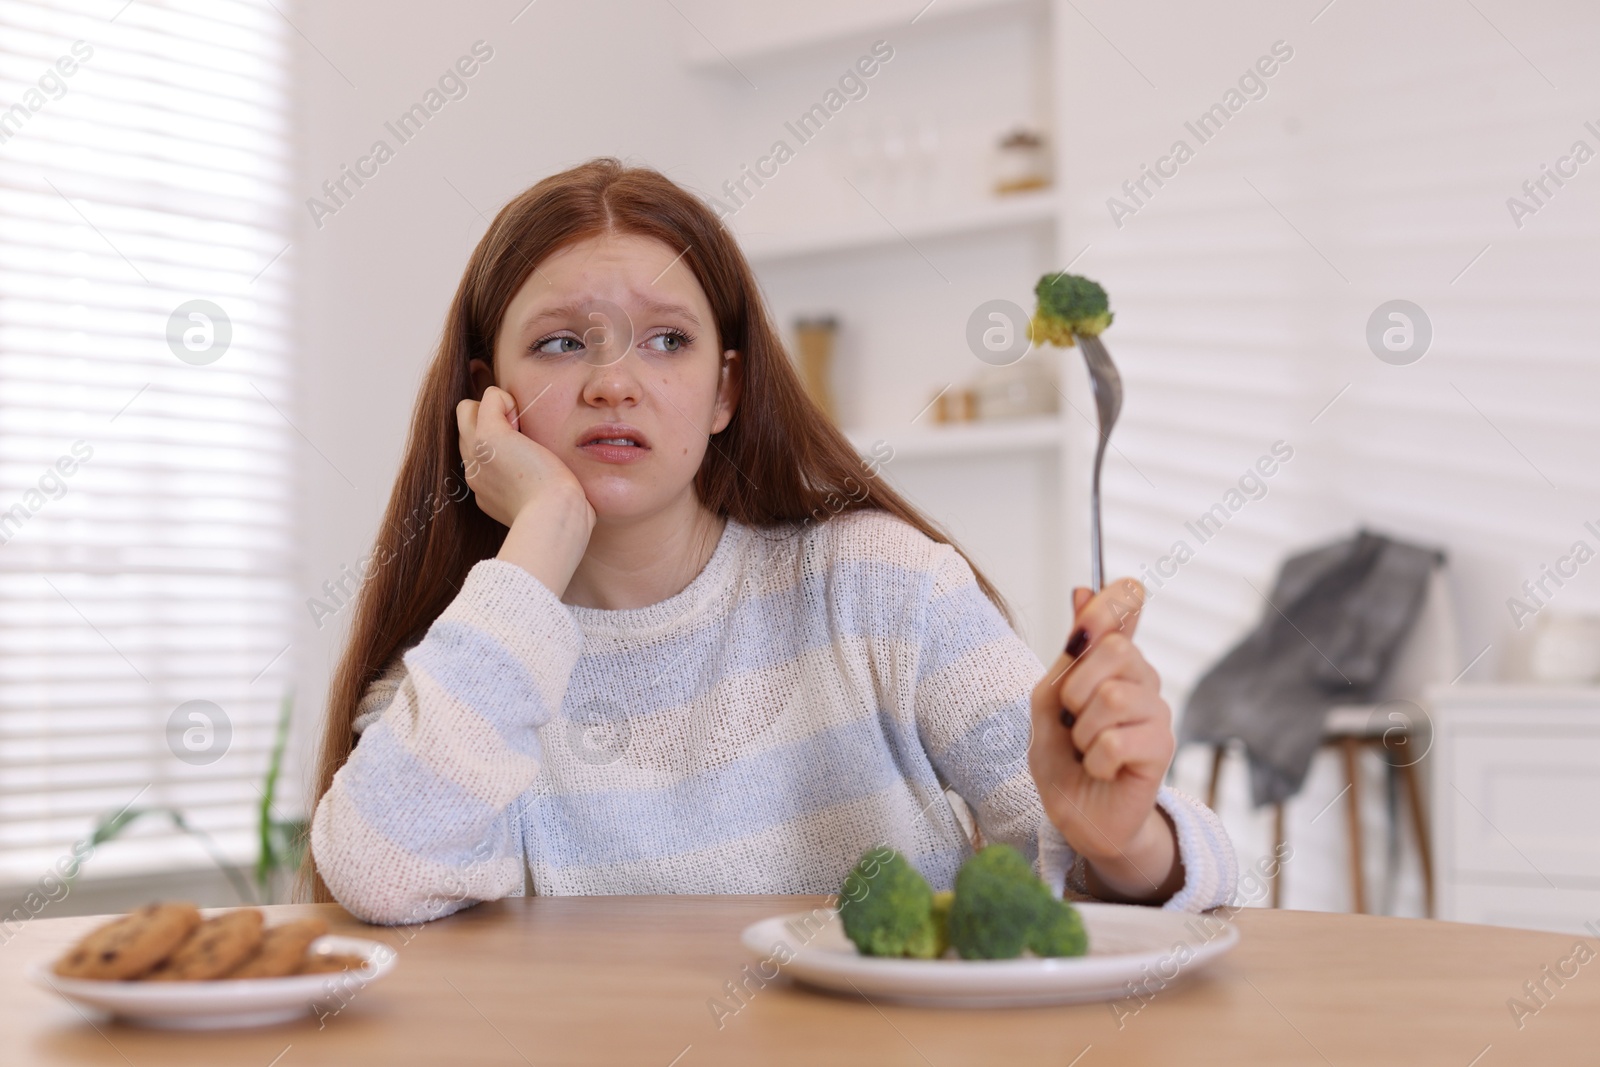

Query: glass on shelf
<box><xmin>972</xmin><ymin>357</ymin><xmax>1060</xmax><ymax>421</ymax></box>
<box><xmin>910</xmin><ymin>113</ymin><xmax>942</xmax><ymax>208</ymax></box>
<box><xmin>834</xmin><ymin>114</ymin><xmax>946</xmax><ymax>211</ymax></box>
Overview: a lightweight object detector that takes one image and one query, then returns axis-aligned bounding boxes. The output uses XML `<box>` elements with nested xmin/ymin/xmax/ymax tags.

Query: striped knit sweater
<box><xmin>311</xmin><ymin>510</ymin><xmax>1238</xmax><ymax>925</ymax></box>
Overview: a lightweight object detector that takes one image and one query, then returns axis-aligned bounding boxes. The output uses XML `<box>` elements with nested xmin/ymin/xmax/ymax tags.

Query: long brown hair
<box><xmin>305</xmin><ymin>157</ymin><xmax>1010</xmax><ymax>900</ymax></box>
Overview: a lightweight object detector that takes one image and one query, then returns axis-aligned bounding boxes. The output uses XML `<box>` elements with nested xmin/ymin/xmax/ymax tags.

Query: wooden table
<box><xmin>4</xmin><ymin>897</ymin><xmax>1597</xmax><ymax>1065</ymax></box>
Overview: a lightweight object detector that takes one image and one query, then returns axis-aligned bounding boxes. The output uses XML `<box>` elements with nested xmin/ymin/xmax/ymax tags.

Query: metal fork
<box><xmin>1078</xmin><ymin>334</ymin><xmax>1123</xmax><ymax>593</ymax></box>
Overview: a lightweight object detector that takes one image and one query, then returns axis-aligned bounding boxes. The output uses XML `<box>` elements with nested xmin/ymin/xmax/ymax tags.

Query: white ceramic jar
<box><xmin>1529</xmin><ymin>613</ymin><xmax>1600</xmax><ymax>683</ymax></box>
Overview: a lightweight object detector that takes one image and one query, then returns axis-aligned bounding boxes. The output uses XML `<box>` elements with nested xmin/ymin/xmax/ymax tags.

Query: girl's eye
<box><xmin>644</xmin><ymin>331</ymin><xmax>692</xmax><ymax>354</ymax></box>
<box><xmin>532</xmin><ymin>334</ymin><xmax>583</xmax><ymax>356</ymax></box>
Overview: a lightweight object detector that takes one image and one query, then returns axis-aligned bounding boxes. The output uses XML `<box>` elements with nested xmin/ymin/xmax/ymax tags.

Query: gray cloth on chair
<box><xmin>1179</xmin><ymin>529</ymin><xmax>1444</xmax><ymax>808</ymax></box>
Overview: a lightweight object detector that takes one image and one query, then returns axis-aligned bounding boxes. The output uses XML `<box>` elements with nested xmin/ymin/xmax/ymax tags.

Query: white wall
<box><xmin>1050</xmin><ymin>0</ymin><xmax>1600</xmax><ymax>912</ymax></box>
<box><xmin>1055</xmin><ymin>0</ymin><xmax>1600</xmax><ymax>701</ymax></box>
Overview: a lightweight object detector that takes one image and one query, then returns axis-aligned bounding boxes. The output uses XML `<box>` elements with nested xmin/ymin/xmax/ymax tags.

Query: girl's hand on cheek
<box><xmin>1027</xmin><ymin>579</ymin><xmax>1183</xmax><ymax>903</ymax></box>
<box><xmin>455</xmin><ymin>386</ymin><xmax>584</xmax><ymax>526</ymax></box>
<box><xmin>456</xmin><ymin>386</ymin><xmax>595</xmax><ymax>594</ymax></box>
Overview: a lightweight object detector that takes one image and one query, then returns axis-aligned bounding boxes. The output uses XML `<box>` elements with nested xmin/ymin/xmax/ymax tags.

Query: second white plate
<box><xmin>741</xmin><ymin>904</ymin><xmax>1238</xmax><ymax>1008</ymax></box>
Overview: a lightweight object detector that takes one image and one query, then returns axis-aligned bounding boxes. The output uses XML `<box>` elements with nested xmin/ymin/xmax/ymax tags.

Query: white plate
<box><xmin>741</xmin><ymin>904</ymin><xmax>1239</xmax><ymax>1008</ymax></box>
<box><xmin>29</xmin><ymin>935</ymin><xmax>398</xmax><ymax>1030</ymax></box>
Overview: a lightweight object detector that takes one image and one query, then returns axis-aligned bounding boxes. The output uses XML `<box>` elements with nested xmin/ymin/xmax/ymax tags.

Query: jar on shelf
<box><xmin>793</xmin><ymin>316</ymin><xmax>839</xmax><ymax>419</ymax></box>
<box><xmin>993</xmin><ymin>127</ymin><xmax>1051</xmax><ymax>196</ymax></box>
<box><xmin>1529</xmin><ymin>613</ymin><xmax>1600</xmax><ymax>683</ymax></box>
<box><xmin>931</xmin><ymin>385</ymin><xmax>977</xmax><ymax>423</ymax></box>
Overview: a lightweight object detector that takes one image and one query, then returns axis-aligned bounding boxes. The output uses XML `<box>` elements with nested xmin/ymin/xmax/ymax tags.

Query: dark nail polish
<box><xmin>1059</xmin><ymin>709</ymin><xmax>1076</xmax><ymax>729</ymax></box>
<box><xmin>1065</xmin><ymin>628</ymin><xmax>1089</xmax><ymax>658</ymax></box>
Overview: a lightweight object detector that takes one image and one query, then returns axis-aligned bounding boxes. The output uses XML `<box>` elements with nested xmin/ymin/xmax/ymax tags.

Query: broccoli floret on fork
<box><xmin>1029</xmin><ymin>272</ymin><xmax>1114</xmax><ymax>348</ymax></box>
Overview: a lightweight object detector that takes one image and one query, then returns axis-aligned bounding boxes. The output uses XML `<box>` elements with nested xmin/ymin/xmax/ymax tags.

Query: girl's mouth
<box><xmin>576</xmin><ymin>425</ymin><xmax>651</xmax><ymax>464</ymax></box>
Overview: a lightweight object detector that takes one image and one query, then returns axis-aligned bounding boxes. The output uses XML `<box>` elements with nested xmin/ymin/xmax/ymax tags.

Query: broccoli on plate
<box><xmin>837</xmin><ymin>847</ymin><xmax>940</xmax><ymax>958</ymax></box>
<box><xmin>1029</xmin><ymin>894</ymin><xmax>1089</xmax><ymax>958</ymax></box>
<box><xmin>946</xmin><ymin>844</ymin><xmax>1089</xmax><ymax>960</ymax></box>
<box><xmin>836</xmin><ymin>844</ymin><xmax>1089</xmax><ymax>961</ymax></box>
<box><xmin>929</xmin><ymin>890</ymin><xmax>954</xmax><ymax>959</ymax></box>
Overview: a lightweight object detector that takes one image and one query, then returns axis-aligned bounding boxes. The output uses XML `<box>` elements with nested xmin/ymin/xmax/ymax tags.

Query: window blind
<box><xmin>0</xmin><ymin>0</ymin><xmax>294</xmax><ymax>883</ymax></box>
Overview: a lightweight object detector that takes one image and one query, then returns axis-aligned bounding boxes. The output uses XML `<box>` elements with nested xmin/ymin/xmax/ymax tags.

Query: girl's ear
<box><xmin>468</xmin><ymin>358</ymin><xmax>495</xmax><ymax>401</ymax></box>
<box><xmin>712</xmin><ymin>349</ymin><xmax>742</xmax><ymax>434</ymax></box>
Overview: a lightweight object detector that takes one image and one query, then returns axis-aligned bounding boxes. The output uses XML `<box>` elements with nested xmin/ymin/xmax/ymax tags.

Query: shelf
<box><xmin>738</xmin><ymin>188</ymin><xmax>1058</xmax><ymax>265</ymax></box>
<box><xmin>682</xmin><ymin>0</ymin><xmax>1039</xmax><ymax>72</ymax></box>
<box><xmin>844</xmin><ymin>414</ymin><xmax>1064</xmax><ymax>461</ymax></box>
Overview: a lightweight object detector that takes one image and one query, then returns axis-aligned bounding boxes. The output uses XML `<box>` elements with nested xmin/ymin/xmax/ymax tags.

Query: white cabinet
<box><xmin>1428</xmin><ymin>684</ymin><xmax>1600</xmax><ymax>934</ymax></box>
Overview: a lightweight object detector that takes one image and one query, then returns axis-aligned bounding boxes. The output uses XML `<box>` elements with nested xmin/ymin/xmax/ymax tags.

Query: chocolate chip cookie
<box><xmin>53</xmin><ymin>902</ymin><xmax>202</xmax><ymax>980</ymax></box>
<box><xmin>144</xmin><ymin>908</ymin><xmax>265</xmax><ymax>981</ymax></box>
<box><xmin>225</xmin><ymin>918</ymin><xmax>330</xmax><ymax>979</ymax></box>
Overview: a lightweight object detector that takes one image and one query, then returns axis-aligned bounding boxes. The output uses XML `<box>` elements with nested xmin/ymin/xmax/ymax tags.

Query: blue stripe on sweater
<box><xmin>404</xmin><ymin>620</ymin><xmax>550</xmax><ymax>756</ymax></box>
<box><xmin>343</xmin><ymin>718</ymin><xmax>516</xmax><ymax>866</ymax></box>
<box><xmin>935</xmin><ymin>704</ymin><xmax>1033</xmax><ymax>806</ymax></box>
<box><xmin>914</xmin><ymin>575</ymin><xmax>1018</xmax><ymax>688</ymax></box>
<box><xmin>566</xmin><ymin>557</ymin><xmax>1005</xmax><ymax>724</ymax></box>
<box><xmin>524</xmin><ymin>712</ymin><xmax>948</xmax><ymax>868</ymax></box>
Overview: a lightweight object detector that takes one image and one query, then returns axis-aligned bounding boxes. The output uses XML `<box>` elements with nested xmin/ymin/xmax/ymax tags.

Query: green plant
<box><xmin>255</xmin><ymin>692</ymin><xmax>309</xmax><ymax>899</ymax></box>
<box><xmin>84</xmin><ymin>804</ymin><xmax>257</xmax><ymax>903</ymax></box>
<box><xmin>77</xmin><ymin>693</ymin><xmax>308</xmax><ymax>904</ymax></box>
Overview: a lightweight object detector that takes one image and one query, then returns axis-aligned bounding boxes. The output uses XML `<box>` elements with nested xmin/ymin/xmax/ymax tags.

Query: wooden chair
<box><xmin>1203</xmin><ymin>565</ymin><xmax>1457</xmax><ymax>916</ymax></box>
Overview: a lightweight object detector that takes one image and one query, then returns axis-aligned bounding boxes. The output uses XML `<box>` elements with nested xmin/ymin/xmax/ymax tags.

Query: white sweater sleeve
<box><xmin>1039</xmin><ymin>786</ymin><xmax>1240</xmax><ymax>912</ymax></box>
<box><xmin>310</xmin><ymin>558</ymin><xmax>583</xmax><ymax>924</ymax></box>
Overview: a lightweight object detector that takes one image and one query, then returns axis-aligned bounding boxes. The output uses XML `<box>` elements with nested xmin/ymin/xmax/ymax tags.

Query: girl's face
<box><xmin>473</xmin><ymin>232</ymin><xmax>740</xmax><ymax>523</ymax></box>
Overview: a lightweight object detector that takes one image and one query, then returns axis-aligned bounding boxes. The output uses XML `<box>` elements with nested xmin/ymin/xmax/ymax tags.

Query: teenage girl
<box><xmin>307</xmin><ymin>158</ymin><xmax>1237</xmax><ymax>923</ymax></box>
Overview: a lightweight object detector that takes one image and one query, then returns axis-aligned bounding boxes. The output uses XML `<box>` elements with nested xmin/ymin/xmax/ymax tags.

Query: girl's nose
<box><xmin>575</xmin><ymin>300</ymin><xmax>641</xmax><ymax>406</ymax></box>
<box><xmin>581</xmin><ymin>347</ymin><xmax>642</xmax><ymax>408</ymax></box>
